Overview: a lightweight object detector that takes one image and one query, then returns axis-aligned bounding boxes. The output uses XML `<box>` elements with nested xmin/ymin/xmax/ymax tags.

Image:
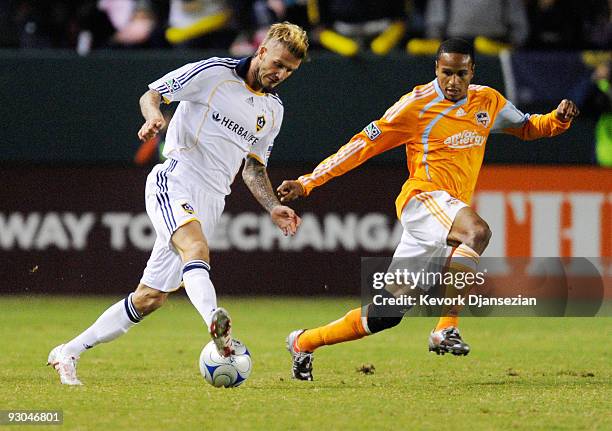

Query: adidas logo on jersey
<box><xmin>456</xmin><ymin>108</ymin><xmax>466</xmax><ymax>117</ymax></box>
<box><xmin>245</xmin><ymin>96</ymin><xmax>254</xmax><ymax>106</ymax></box>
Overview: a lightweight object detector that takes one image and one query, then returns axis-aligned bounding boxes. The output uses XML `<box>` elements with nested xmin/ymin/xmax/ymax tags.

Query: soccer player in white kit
<box><xmin>48</xmin><ymin>22</ymin><xmax>309</xmax><ymax>385</ymax></box>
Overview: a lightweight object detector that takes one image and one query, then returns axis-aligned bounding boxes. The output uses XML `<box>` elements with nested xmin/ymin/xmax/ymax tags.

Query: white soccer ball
<box><xmin>199</xmin><ymin>339</ymin><xmax>252</xmax><ymax>388</ymax></box>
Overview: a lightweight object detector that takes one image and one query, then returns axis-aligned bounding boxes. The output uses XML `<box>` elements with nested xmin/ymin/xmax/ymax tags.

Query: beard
<box><xmin>247</xmin><ymin>65</ymin><xmax>264</xmax><ymax>92</ymax></box>
<box><xmin>252</xmin><ymin>67</ymin><xmax>270</xmax><ymax>92</ymax></box>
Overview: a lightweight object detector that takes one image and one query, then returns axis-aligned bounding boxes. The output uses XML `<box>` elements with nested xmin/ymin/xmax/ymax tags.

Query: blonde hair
<box><xmin>262</xmin><ymin>22</ymin><xmax>309</xmax><ymax>60</ymax></box>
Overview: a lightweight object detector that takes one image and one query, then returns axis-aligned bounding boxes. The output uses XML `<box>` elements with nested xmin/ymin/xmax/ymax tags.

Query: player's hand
<box><xmin>138</xmin><ymin>116</ymin><xmax>166</xmax><ymax>141</ymax></box>
<box><xmin>555</xmin><ymin>99</ymin><xmax>580</xmax><ymax>123</ymax></box>
<box><xmin>276</xmin><ymin>180</ymin><xmax>305</xmax><ymax>203</ymax></box>
<box><xmin>271</xmin><ymin>205</ymin><xmax>301</xmax><ymax>236</ymax></box>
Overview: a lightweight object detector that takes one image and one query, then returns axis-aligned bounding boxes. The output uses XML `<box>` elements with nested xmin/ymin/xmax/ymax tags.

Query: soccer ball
<box><xmin>199</xmin><ymin>339</ymin><xmax>252</xmax><ymax>388</ymax></box>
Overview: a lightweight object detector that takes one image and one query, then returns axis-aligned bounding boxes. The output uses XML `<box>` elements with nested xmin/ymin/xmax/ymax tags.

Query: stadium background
<box><xmin>1</xmin><ymin>12</ymin><xmax>610</xmax><ymax>295</ymax></box>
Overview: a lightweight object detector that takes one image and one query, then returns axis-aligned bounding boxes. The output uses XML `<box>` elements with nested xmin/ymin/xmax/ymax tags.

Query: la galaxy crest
<box><xmin>256</xmin><ymin>115</ymin><xmax>266</xmax><ymax>132</ymax></box>
<box><xmin>475</xmin><ymin>110</ymin><xmax>490</xmax><ymax>128</ymax></box>
<box><xmin>181</xmin><ymin>202</ymin><xmax>195</xmax><ymax>214</ymax></box>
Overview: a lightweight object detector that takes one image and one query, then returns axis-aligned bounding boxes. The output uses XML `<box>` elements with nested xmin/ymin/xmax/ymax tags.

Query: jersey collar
<box><xmin>235</xmin><ymin>56</ymin><xmax>274</xmax><ymax>95</ymax></box>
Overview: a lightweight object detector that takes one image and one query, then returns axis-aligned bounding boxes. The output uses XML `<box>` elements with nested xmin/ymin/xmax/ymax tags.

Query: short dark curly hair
<box><xmin>436</xmin><ymin>38</ymin><xmax>475</xmax><ymax>64</ymax></box>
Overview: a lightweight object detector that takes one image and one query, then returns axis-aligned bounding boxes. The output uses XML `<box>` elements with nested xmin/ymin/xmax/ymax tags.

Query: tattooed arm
<box><xmin>242</xmin><ymin>156</ymin><xmax>281</xmax><ymax>212</ymax></box>
<box><xmin>242</xmin><ymin>156</ymin><xmax>301</xmax><ymax>235</ymax></box>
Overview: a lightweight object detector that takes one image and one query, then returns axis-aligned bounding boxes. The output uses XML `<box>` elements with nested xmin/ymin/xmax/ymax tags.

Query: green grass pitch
<box><xmin>0</xmin><ymin>295</ymin><xmax>610</xmax><ymax>430</ymax></box>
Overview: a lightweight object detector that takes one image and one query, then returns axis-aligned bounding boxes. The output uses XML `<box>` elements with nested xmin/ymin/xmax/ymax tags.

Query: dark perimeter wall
<box><xmin>0</xmin><ymin>50</ymin><xmax>595</xmax><ymax>165</ymax></box>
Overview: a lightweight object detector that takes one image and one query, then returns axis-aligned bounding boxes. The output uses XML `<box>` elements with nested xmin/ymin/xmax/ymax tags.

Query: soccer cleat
<box><xmin>209</xmin><ymin>308</ymin><xmax>235</xmax><ymax>357</ymax></box>
<box><xmin>428</xmin><ymin>326</ymin><xmax>470</xmax><ymax>356</ymax></box>
<box><xmin>286</xmin><ymin>330</ymin><xmax>314</xmax><ymax>381</ymax></box>
<box><xmin>47</xmin><ymin>344</ymin><xmax>83</xmax><ymax>385</ymax></box>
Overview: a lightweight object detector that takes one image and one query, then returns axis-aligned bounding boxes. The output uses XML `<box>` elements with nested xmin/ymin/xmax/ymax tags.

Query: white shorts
<box><xmin>393</xmin><ymin>190</ymin><xmax>468</xmax><ymax>260</ymax></box>
<box><xmin>140</xmin><ymin>159</ymin><xmax>225</xmax><ymax>292</ymax></box>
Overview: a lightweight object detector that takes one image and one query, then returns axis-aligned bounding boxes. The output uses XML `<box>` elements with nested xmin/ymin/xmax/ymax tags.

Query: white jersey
<box><xmin>148</xmin><ymin>56</ymin><xmax>284</xmax><ymax>196</ymax></box>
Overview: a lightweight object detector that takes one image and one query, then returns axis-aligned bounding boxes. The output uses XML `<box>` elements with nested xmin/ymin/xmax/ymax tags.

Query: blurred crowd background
<box><xmin>1</xmin><ymin>1</ymin><xmax>610</xmax><ymax>294</ymax></box>
<box><xmin>1</xmin><ymin>0</ymin><xmax>609</xmax><ymax>55</ymax></box>
<box><xmin>0</xmin><ymin>0</ymin><xmax>610</xmax><ymax>166</ymax></box>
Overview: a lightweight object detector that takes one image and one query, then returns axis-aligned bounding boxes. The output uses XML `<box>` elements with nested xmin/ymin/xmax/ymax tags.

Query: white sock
<box><xmin>182</xmin><ymin>260</ymin><xmax>217</xmax><ymax>328</ymax></box>
<box><xmin>62</xmin><ymin>293</ymin><xmax>142</xmax><ymax>357</ymax></box>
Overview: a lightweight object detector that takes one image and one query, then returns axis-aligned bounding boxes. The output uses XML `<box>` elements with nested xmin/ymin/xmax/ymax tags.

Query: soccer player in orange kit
<box><xmin>276</xmin><ymin>38</ymin><xmax>579</xmax><ymax>381</ymax></box>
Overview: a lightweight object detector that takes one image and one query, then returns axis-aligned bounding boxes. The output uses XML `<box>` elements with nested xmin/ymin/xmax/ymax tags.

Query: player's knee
<box><xmin>180</xmin><ymin>239</ymin><xmax>210</xmax><ymax>263</ymax></box>
<box><xmin>464</xmin><ymin>222</ymin><xmax>491</xmax><ymax>253</ymax></box>
<box><xmin>171</xmin><ymin>222</ymin><xmax>210</xmax><ymax>262</ymax></box>
<box><xmin>366</xmin><ymin>315</ymin><xmax>403</xmax><ymax>334</ymax></box>
<box><xmin>133</xmin><ymin>285</ymin><xmax>168</xmax><ymax>316</ymax></box>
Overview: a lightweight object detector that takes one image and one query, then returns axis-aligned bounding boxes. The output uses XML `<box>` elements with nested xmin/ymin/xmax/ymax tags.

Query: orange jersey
<box><xmin>297</xmin><ymin>79</ymin><xmax>572</xmax><ymax>219</ymax></box>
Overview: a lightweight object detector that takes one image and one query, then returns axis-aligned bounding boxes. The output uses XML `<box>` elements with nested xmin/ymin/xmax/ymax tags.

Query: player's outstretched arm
<box><xmin>242</xmin><ymin>157</ymin><xmax>301</xmax><ymax>236</ymax></box>
<box><xmin>277</xmin><ymin>110</ymin><xmax>411</xmax><ymax>199</ymax></box>
<box><xmin>138</xmin><ymin>89</ymin><xmax>166</xmax><ymax>142</ymax></box>
<box><xmin>497</xmin><ymin>97</ymin><xmax>580</xmax><ymax>141</ymax></box>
